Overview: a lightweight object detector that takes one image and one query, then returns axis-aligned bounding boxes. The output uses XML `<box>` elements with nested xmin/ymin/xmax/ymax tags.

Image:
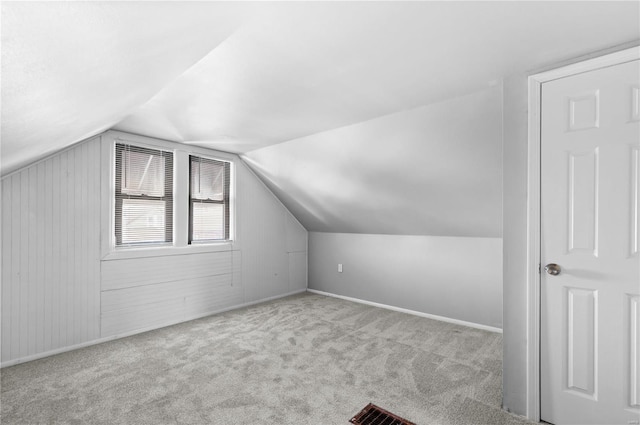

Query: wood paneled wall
<box><xmin>0</xmin><ymin>133</ymin><xmax>308</xmax><ymax>366</ymax></box>
<box><xmin>1</xmin><ymin>138</ymin><xmax>102</xmax><ymax>362</ymax></box>
<box><xmin>100</xmin><ymin>251</ymin><xmax>243</xmax><ymax>336</ymax></box>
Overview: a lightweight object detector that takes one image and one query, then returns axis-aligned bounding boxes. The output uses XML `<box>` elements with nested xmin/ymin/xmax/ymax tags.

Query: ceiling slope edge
<box><xmin>1</xmin><ymin>1</ymin><xmax>247</xmax><ymax>176</ymax></box>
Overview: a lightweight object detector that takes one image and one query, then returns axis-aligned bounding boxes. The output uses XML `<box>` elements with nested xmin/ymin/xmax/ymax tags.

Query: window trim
<box><xmin>188</xmin><ymin>155</ymin><xmax>231</xmax><ymax>244</ymax></box>
<box><xmin>114</xmin><ymin>143</ymin><xmax>174</xmax><ymax>247</ymax></box>
<box><xmin>100</xmin><ymin>130</ymin><xmax>237</xmax><ymax>261</ymax></box>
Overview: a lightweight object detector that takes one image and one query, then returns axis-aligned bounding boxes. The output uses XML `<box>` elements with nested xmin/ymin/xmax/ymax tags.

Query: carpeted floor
<box><xmin>1</xmin><ymin>292</ymin><xmax>534</xmax><ymax>424</ymax></box>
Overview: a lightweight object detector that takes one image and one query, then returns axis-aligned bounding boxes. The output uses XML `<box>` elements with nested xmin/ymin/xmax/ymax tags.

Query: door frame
<box><xmin>525</xmin><ymin>45</ymin><xmax>640</xmax><ymax>422</ymax></box>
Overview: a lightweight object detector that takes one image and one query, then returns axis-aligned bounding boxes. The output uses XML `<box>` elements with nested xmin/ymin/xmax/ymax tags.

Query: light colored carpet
<box><xmin>1</xmin><ymin>292</ymin><xmax>533</xmax><ymax>424</ymax></box>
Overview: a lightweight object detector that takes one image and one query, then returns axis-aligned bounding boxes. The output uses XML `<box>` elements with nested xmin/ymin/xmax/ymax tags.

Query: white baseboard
<box><xmin>1</xmin><ymin>288</ymin><xmax>307</xmax><ymax>368</ymax></box>
<box><xmin>306</xmin><ymin>289</ymin><xmax>503</xmax><ymax>334</ymax></box>
<box><xmin>1</xmin><ymin>337</ymin><xmax>121</xmax><ymax>369</ymax></box>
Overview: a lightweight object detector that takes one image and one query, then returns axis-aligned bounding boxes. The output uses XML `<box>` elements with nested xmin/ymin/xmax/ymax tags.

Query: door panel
<box><xmin>541</xmin><ymin>59</ymin><xmax>640</xmax><ymax>425</ymax></box>
<box><xmin>632</xmin><ymin>146</ymin><xmax>640</xmax><ymax>257</ymax></box>
<box><xmin>568</xmin><ymin>149</ymin><xmax>599</xmax><ymax>255</ymax></box>
<box><xmin>565</xmin><ymin>287</ymin><xmax>597</xmax><ymax>398</ymax></box>
<box><xmin>629</xmin><ymin>295</ymin><xmax>640</xmax><ymax>410</ymax></box>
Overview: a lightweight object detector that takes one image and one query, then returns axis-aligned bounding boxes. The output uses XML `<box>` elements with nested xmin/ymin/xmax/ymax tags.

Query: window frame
<box><xmin>101</xmin><ymin>131</ymin><xmax>237</xmax><ymax>261</ymax></box>
<box><xmin>188</xmin><ymin>155</ymin><xmax>231</xmax><ymax>244</ymax></box>
<box><xmin>114</xmin><ymin>143</ymin><xmax>174</xmax><ymax>247</ymax></box>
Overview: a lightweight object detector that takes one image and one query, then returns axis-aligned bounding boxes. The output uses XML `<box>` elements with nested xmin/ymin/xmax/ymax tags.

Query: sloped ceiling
<box><xmin>1</xmin><ymin>1</ymin><xmax>249</xmax><ymax>174</ymax></box>
<box><xmin>116</xmin><ymin>1</ymin><xmax>640</xmax><ymax>154</ymax></box>
<box><xmin>244</xmin><ymin>87</ymin><xmax>503</xmax><ymax>237</ymax></box>
<box><xmin>2</xmin><ymin>1</ymin><xmax>639</xmax><ymax>237</ymax></box>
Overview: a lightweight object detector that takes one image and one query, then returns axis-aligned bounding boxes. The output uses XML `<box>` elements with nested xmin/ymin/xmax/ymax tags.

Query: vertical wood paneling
<box><xmin>68</xmin><ymin>148</ymin><xmax>77</xmax><ymax>345</ymax></box>
<box><xmin>44</xmin><ymin>159</ymin><xmax>52</xmax><ymax>352</ymax></box>
<box><xmin>35</xmin><ymin>162</ymin><xmax>45</xmax><ymax>354</ymax></box>
<box><xmin>28</xmin><ymin>166</ymin><xmax>37</xmax><ymax>355</ymax></box>
<box><xmin>1</xmin><ymin>178</ymin><xmax>12</xmax><ymax>361</ymax></box>
<box><xmin>51</xmin><ymin>155</ymin><xmax>60</xmax><ymax>350</ymax></box>
<box><xmin>11</xmin><ymin>174</ymin><xmax>21</xmax><ymax>360</ymax></box>
<box><xmin>78</xmin><ymin>144</ymin><xmax>87</xmax><ymax>343</ymax></box>
<box><xmin>0</xmin><ymin>137</ymin><xmax>102</xmax><ymax>364</ymax></box>
<box><xmin>59</xmin><ymin>151</ymin><xmax>69</xmax><ymax>348</ymax></box>
<box><xmin>232</xmin><ymin>250</ymin><xmax>242</xmax><ymax>288</ymax></box>
<box><xmin>285</xmin><ymin>211</ymin><xmax>307</xmax><ymax>253</ymax></box>
<box><xmin>1</xmin><ymin>133</ymin><xmax>306</xmax><ymax>365</ymax></box>
<box><xmin>90</xmin><ymin>141</ymin><xmax>101</xmax><ymax>339</ymax></box>
<box><xmin>49</xmin><ymin>155</ymin><xmax>62</xmax><ymax>349</ymax></box>
<box><xmin>20</xmin><ymin>169</ymin><xmax>29</xmax><ymax>358</ymax></box>
<box><xmin>288</xmin><ymin>252</ymin><xmax>307</xmax><ymax>291</ymax></box>
<box><xmin>73</xmin><ymin>147</ymin><xmax>81</xmax><ymax>345</ymax></box>
<box><xmin>236</xmin><ymin>161</ymin><xmax>304</xmax><ymax>303</ymax></box>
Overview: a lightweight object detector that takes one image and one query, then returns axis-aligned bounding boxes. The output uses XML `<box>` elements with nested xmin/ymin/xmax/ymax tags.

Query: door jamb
<box><xmin>526</xmin><ymin>46</ymin><xmax>640</xmax><ymax>422</ymax></box>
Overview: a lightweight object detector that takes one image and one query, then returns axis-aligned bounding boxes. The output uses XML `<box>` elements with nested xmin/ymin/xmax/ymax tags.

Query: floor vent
<box><xmin>349</xmin><ymin>403</ymin><xmax>416</xmax><ymax>425</ymax></box>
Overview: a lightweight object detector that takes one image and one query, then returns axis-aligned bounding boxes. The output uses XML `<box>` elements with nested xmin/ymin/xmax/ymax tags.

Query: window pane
<box><xmin>192</xmin><ymin>203</ymin><xmax>224</xmax><ymax>241</ymax></box>
<box><xmin>121</xmin><ymin>149</ymin><xmax>165</xmax><ymax>197</ymax></box>
<box><xmin>188</xmin><ymin>155</ymin><xmax>230</xmax><ymax>243</ymax></box>
<box><xmin>121</xmin><ymin>199</ymin><xmax>166</xmax><ymax>244</ymax></box>
<box><xmin>191</xmin><ymin>159</ymin><xmax>224</xmax><ymax>201</ymax></box>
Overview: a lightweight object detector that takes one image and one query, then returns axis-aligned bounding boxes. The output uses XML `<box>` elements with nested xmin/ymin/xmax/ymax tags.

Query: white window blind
<box><xmin>115</xmin><ymin>143</ymin><xmax>173</xmax><ymax>246</ymax></box>
<box><xmin>189</xmin><ymin>155</ymin><xmax>230</xmax><ymax>242</ymax></box>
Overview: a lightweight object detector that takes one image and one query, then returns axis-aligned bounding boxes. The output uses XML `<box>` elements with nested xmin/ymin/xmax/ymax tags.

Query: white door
<box><xmin>541</xmin><ymin>59</ymin><xmax>640</xmax><ymax>425</ymax></box>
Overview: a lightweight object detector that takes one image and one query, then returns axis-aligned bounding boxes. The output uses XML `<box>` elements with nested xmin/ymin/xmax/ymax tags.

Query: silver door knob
<box><xmin>545</xmin><ymin>263</ymin><xmax>561</xmax><ymax>276</ymax></box>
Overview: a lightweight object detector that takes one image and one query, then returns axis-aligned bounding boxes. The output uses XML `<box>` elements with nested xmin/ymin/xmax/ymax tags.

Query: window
<box><xmin>115</xmin><ymin>143</ymin><xmax>173</xmax><ymax>246</ymax></box>
<box><xmin>189</xmin><ymin>155</ymin><xmax>230</xmax><ymax>242</ymax></box>
<box><xmin>105</xmin><ymin>132</ymin><xmax>235</xmax><ymax>258</ymax></box>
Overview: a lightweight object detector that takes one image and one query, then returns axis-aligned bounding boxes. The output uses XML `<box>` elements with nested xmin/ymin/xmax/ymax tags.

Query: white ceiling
<box><xmin>1</xmin><ymin>1</ymin><xmax>248</xmax><ymax>174</ymax></box>
<box><xmin>2</xmin><ymin>1</ymin><xmax>639</xmax><ymax>175</ymax></box>
<box><xmin>244</xmin><ymin>86</ymin><xmax>504</xmax><ymax>237</ymax></box>
<box><xmin>1</xmin><ymin>1</ymin><xmax>639</xmax><ymax>238</ymax></box>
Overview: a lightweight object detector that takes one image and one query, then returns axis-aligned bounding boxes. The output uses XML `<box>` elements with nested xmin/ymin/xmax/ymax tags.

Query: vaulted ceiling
<box><xmin>2</xmin><ymin>1</ymin><xmax>639</xmax><ymax>236</ymax></box>
<box><xmin>244</xmin><ymin>86</ymin><xmax>504</xmax><ymax>237</ymax></box>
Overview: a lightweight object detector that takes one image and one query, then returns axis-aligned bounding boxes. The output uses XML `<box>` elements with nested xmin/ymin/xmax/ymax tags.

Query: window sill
<box><xmin>101</xmin><ymin>241</ymin><xmax>235</xmax><ymax>261</ymax></box>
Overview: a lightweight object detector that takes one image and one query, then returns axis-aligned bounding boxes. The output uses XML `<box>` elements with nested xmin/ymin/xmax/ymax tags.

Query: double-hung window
<box><xmin>189</xmin><ymin>155</ymin><xmax>231</xmax><ymax>242</ymax></box>
<box><xmin>115</xmin><ymin>143</ymin><xmax>173</xmax><ymax>246</ymax></box>
<box><xmin>108</xmin><ymin>133</ymin><xmax>234</xmax><ymax>256</ymax></box>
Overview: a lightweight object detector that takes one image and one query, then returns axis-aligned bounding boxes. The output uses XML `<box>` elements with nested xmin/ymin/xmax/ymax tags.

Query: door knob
<box><xmin>545</xmin><ymin>263</ymin><xmax>561</xmax><ymax>276</ymax></box>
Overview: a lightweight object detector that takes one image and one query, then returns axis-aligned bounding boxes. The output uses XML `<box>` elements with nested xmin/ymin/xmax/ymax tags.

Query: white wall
<box><xmin>500</xmin><ymin>44</ymin><xmax>640</xmax><ymax>417</ymax></box>
<box><xmin>1</xmin><ymin>138</ymin><xmax>102</xmax><ymax>362</ymax></box>
<box><xmin>0</xmin><ymin>132</ymin><xmax>308</xmax><ymax>366</ymax></box>
<box><xmin>501</xmin><ymin>74</ymin><xmax>529</xmax><ymax>414</ymax></box>
<box><xmin>243</xmin><ymin>87</ymin><xmax>504</xmax><ymax>335</ymax></box>
<box><xmin>308</xmin><ymin>232</ymin><xmax>503</xmax><ymax>329</ymax></box>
